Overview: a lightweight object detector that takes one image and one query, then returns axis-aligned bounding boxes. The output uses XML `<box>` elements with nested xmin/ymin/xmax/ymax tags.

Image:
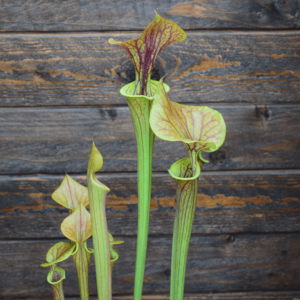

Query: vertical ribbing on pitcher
<box><xmin>128</xmin><ymin>96</ymin><xmax>153</xmax><ymax>300</ymax></box>
<box><xmin>87</xmin><ymin>143</ymin><xmax>111</xmax><ymax>300</ymax></box>
<box><xmin>72</xmin><ymin>242</ymin><xmax>93</xmax><ymax>300</ymax></box>
<box><xmin>169</xmin><ymin>157</ymin><xmax>199</xmax><ymax>300</ymax></box>
<box><xmin>110</xmin><ymin>13</ymin><xmax>187</xmax><ymax>299</ymax></box>
<box><xmin>47</xmin><ymin>266</ymin><xmax>66</xmax><ymax>300</ymax></box>
<box><xmin>120</xmin><ymin>80</ymin><xmax>170</xmax><ymax>300</ymax></box>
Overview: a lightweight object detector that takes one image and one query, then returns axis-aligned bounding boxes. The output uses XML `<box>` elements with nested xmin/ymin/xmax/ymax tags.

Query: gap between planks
<box><xmin>2</xmin><ymin>102</ymin><xmax>300</xmax><ymax>109</ymax></box>
<box><xmin>1</xmin><ymin>29</ymin><xmax>300</xmax><ymax>38</ymax></box>
<box><xmin>1</xmin><ymin>169</ymin><xmax>300</xmax><ymax>179</ymax></box>
<box><xmin>5</xmin><ymin>290</ymin><xmax>300</xmax><ymax>299</ymax></box>
<box><xmin>0</xmin><ymin>103</ymin><xmax>298</xmax><ymax>111</ymax></box>
<box><xmin>3</xmin><ymin>231</ymin><xmax>300</xmax><ymax>243</ymax></box>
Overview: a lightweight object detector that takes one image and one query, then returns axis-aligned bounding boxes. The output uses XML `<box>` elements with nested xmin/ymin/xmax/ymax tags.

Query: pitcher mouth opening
<box><xmin>168</xmin><ymin>157</ymin><xmax>201</xmax><ymax>181</ymax></box>
<box><xmin>120</xmin><ymin>80</ymin><xmax>170</xmax><ymax>99</ymax></box>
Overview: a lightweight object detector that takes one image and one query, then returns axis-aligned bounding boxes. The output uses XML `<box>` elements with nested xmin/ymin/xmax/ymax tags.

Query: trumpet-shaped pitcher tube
<box><xmin>47</xmin><ymin>266</ymin><xmax>66</xmax><ymax>300</ymax></box>
<box><xmin>169</xmin><ymin>157</ymin><xmax>202</xmax><ymax>300</ymax></box>
<box><xmin>120</xmin><ymin>80</ymin><xmax>169</xmax><ymax>299</ymax></box>
<box><xmin>109</xmin><ymin>13</ymin><xmax>186</xmax><ymax>300</ymax></box>
<box><xmin>150</xmin><ymin>80</ymin><xmax>226</xmax><ymax>300</ymax></box>
<box><xmin>87</xmin><ymin>143</ymin><xmax>111</xmax><ymax>300</ymax></box>
<box><xmin>61</xmin><ymin>204</ymin><xmax>93</xmax><ymax>300</ymax></box>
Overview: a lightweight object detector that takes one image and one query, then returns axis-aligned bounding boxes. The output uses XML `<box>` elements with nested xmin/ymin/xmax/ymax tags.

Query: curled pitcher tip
<box><xmin>88</xmin><ymin>142</ymin><xmax>104</xmax><ymax>175</ymax></box>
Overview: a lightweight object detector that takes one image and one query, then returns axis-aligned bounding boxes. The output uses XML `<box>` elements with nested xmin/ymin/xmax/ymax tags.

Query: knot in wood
<box><xmin>256</xmin><ymin>105</ymin><xmax>270</xmax><ymax>120</ymax></box>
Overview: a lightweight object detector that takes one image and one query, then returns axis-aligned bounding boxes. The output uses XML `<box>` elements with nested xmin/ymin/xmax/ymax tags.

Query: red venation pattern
<box><xmin>110</xmin><ymin>13</ymin><xmax>186</xmax><ymax>96</ymax></box>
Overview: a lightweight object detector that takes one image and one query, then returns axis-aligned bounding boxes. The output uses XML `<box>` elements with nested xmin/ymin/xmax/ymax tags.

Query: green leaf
<box><xmin>41</xmin><ymin>242</ymin><xmax>75</xmax><ymax>267</ymax></box>
<box><xmin>118</xmin><ymin>85</ymin><xmax>165</xmax><ymax>300</ymax></box>
<box><xmin>110</xmin><ymin>13</ymin><xmax>187</xmax><ymax>300</ymax></box>
<box><xmin>109</xmin><ymin>12</ymin><xmax>186</xmax><ymax>96</ymax></box>
<box><xmin>149</xmin><ymin>80</ymin><xmax>226</xmax><ymax>300</ymax></box>
<box><xmin>150</xmin><ymin>79</ymin><xmax>226</xmax><ymax>175</ymax></box>
<box><xmin>61</xmin><ymin>204</ymin><xmax>92</xmax><ymax>243</ymax></box>
<box><xmin>109</xmin><ymin>233</ymin><xmax>124</xmax><ymax>270</ymax></box>
<box><xmin>120</xmin><ymin>80</ymin><xmax>170</xmax><ymax>99</ymax></box>
<box><xmin>47</xmin><ymin>265</ymin><xmax>66</xmax><ymax>285</ymax></box>
<box><xmin>168</xmin><ymin>157</ymin><xmax>203</xmax><ymax>181</ymax></box>
<box><xmin>47</xmin><ymin>266</ymin><xmax>66</xmax><ymax>300</ymax></box>
<box><xmin>87</xmin><ymin>142</ymin><xmax>111</xmax><ymax>300</ymax></box>
<box><xmin>52</xmin><ymin>174</ymin><xmax>88</xmax><ymax>211</ymax></box>
<box><xmin>169</xmin><ymin>158</ymin><xmax>199</xmax><ymax>300</ymax></box>
<box><xmin>84</xmin><ymin>242</ymin><xmax>94</xmax><ymax>255</ymax></box>
<box><xmin>88</xmin><ymin>141</ymin><xmax>104</xmax><ymax>175</ymax></box>
<box><xmin>150</xmin><ymin>79</ymin><xmax>226</xmax><ymax>153</ymax></box>
<box><xmin>72</xmin><ymin>242</ymin><xmax>93</xmax><ymax>300</ymax></box>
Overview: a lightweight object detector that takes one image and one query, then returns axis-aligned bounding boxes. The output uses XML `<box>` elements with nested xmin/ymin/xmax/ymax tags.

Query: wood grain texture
<box><xmin>1</xmin><ymin>234</ymin><xmax>300</xmax><ymax>297</ymax></box>
<box><xmin>1</xmin><ymin>171</ymin><xmax>300</xmax><ymax>239</ymax></box>
<box><xmin>0</xmin><ymin>32</ymin><xmax>300</xmax><ymax>106</ymax></box>
<box><xmin>9</xmin><ymin>291</ymin><xmax>300</xmax><ymax>300</ymax></box>
<box><xmin>0</xmin><ymin>0</ymin><xmax>300</xmax><ymax>31</ymax></box>
<box><xmin>1</xmin><ymin>1</ymin><xmax>300</xmax><ymax>299</ymax></box>
<box><xmin>0</xmin><ymin>104</ymin><xmax>299</xmax><ymax>174</ymax></box>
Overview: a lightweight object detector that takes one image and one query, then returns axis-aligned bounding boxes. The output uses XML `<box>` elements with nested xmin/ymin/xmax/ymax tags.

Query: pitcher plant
<box><xmin>150</xmin><ymin>79</ymin><xmax>226</xmax><ymax>300</ymax></box>
<box><xmin>109</xmin><ymin>13</ymin><xmax>186</xmax><ymax>300</ymax></box>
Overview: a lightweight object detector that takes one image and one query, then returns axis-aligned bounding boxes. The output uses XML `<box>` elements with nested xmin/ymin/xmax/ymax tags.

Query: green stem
<box><xmin>87</xmin><ymin>144</ymin><xmax>111</xmax><ymax>300</ymax></box>
<box><xmin>120</xmin><ymin>80</ymin><xmax>170</xmax><ymax>300</ymax></box>
<box><xmin>72</xmin><ymin>242</ymin><xmax>92</xmax><ymax>300</ymax></box>
<box><xmin>170</xmin><ymin>191</ymin><xmax>180</xmax><ymax>298</ymax></box>
<box><xmin>170</xmin><ymin>176</ymin><xmax>198</xmax><ymax>300</ymax></box>
<box><xmin>127</xmin><ymin>96</ymin><xmax>153</xmax><ymax>300</ymax></box>
<box><xmin>169</xmin><ymin>153</ymin><xmax>202</xmax><ymax>300</ymax></box>
<box><xmin>51</xmin><ymin>282</ymin><xmax>65</xmax><ymax>300</ymax></box>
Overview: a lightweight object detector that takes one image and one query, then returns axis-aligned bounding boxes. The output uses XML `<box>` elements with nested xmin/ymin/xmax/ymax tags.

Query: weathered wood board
<box><xmin>0</xmin><ymin>0</ymin><xmax>300</xmax><ymax>31</ymax></box>
<box><xmin>102</xmin><ymin>293</ymin><xmax>300</xmax><ymax>300</ymax></box>
<box><xmin>1</xmin><ymin>234</ymin><xmax>300</xmax><ymax>297</ymax></box>
<box><xmin>0</xmin><ymin>104</ymin><xmax>299</xmax><ymax>174</ymax></box>
<box><xmin>1</xmin><ymin>2</ymin><xmax>300</xmax><ymax>299</ymax></box>
<box><xmin>1</xmin><ymin>171</ymin><xmax>300</xmax><ymax>239</ymax></box>
<box><xmin>10</xmin><ymin>291</ymin><xmax>300</xmax><ymax>300</ymax></box>
<box><xmin>0</xmin><ymin>32</ymin><xmax>300</xmax><ymax>106</ymax></box>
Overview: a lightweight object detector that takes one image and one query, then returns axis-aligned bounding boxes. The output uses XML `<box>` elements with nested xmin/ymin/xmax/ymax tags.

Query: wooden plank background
<box><xmin>2</xmin><ymin>234</ymin><xmax>300</xmax><ymax>297</ymax></box>
<box><xmin>0</xmin><ymin>1</ymin><xmax>300</xmax><ymax>299</ymax></box>
<box><xmin>1</xmin><ymin>104</ymin><xmax>300</xmax><ymax>174</ymax></box>
<box><xmin>7</xmin><ymin>293</ymin><xmax>300</xmax><ymax>300</ymax></box>
<box><xmin>1</xmin><ymin>171</ymin><xmax>300</xmax><ymax>239</ymax></box>
<box><xmin>0</xmin><ymin>0</ymin><xmax>300</xmax><ymax>31</ymax></box>
<box><xmin>0</xmin><ymin>32</ymin><xmax>299</xmax><ymax>106</ymax></box>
